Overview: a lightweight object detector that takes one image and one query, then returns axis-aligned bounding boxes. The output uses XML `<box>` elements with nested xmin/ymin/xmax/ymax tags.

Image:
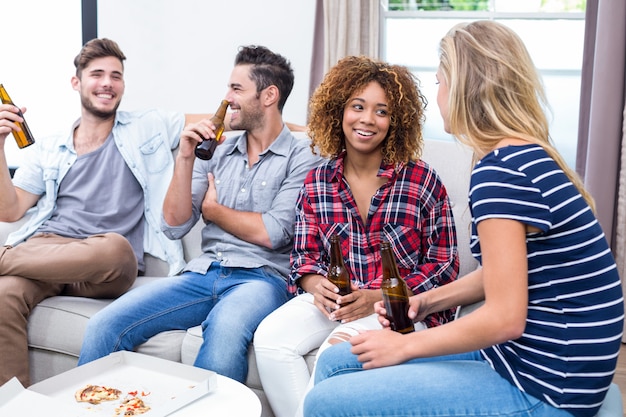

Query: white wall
<box><xmin>2</xmin><ymin>0</ymin><xmax>83</xmax><ymax>167</ymax></box>
<box><xmin>98</xmin><ymin>0</ymin><xmax>316</xmax><ymax>126</ymax></box>
<box><xmin>2</xmin><ymin>0</ymin><xmax>316</xmax><ymax>167</ymax></box>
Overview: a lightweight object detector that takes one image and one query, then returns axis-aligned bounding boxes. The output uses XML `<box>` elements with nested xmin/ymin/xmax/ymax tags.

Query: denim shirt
<box><xmin>161</xmin><ymin>126</ymin><xmax>323</xmax><ymax>279</ymax></box>
<box><xmin>9</xmin><ymin>109</ymin><xmax>187</xmax><ymax>276</ymax></box>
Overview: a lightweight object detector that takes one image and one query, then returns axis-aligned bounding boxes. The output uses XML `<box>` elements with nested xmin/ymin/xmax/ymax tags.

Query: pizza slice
<box><xmin>114</xmin><ymin>396</ymin><xmax>151</xmax><ymax>415</ymax></box>
<box><xmin>74</xmin><ymin>384</ymin><xmax>122</xmax><ymax>404</ymax></box>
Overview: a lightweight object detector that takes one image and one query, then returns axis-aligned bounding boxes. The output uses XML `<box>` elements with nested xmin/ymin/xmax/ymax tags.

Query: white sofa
<box><xmin>2</xmin><ymin>139</ymin><xmax>494</xmax><ymax>417</ymax></box>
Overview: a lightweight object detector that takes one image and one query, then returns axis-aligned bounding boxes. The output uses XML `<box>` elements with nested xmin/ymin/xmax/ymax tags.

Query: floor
<box><xmin>614</xmin><ymin>344</ymin><xmax>626</xmax><ymax>416</ymax></box>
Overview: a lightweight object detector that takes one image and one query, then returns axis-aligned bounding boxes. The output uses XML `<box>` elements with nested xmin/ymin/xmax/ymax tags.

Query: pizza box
<box><xmin>0</xmin><ymin>377</ymin><xmax>85</xmax><ymax>416</ymax></box>
<box><xmin>28</xmin><ymin>351</ymin><xmax>217</xmax><ymax>417</ymax></box>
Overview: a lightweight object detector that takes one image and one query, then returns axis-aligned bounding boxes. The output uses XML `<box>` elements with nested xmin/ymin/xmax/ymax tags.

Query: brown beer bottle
<box><xmin>380</xmin><ymin>240</ymin><xmax>415</xmax><ymax>334</ymax></box>
<box><xmin>195</xmin><ymin>99</ymin><xmax>229</xmax><ymax>160</ymax></box>
<box><xmin>0</xmin><ymin>84</ymin><xmax>35</xmax><ymax>149</ymax></box>
<box><xmin>328</xmin><ymin>234</ymin><xmax>351</xmax><ymax>296</ymax></box>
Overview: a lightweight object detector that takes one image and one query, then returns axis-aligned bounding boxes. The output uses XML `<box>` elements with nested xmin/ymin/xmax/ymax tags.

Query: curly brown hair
<box><xmin>307</xmin><ymin>56</ymin><xmax>427</xmax><ymax>164</ymax></box>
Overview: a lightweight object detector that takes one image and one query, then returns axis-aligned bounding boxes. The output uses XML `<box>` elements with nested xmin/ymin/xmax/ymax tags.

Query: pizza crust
<box><xmin>74</xmin><ymin>384</ymin><xmax>122</xmax><ymax>404</ymax></box>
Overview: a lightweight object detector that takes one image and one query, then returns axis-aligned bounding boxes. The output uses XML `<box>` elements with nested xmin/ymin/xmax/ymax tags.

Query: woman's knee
<box><xmin>303</xmin><ymin>380</ymin><xmax>337</xmax><ymax>417</ymax></box>
<box><xmin>314</xmin><ymin>341</ymin><xmax>357</xmax><ymax>382</ymax></box>
<box><xmin>326</xmin><ymin>331</ymin><xmax>352</xmax><ymax>346</ymax></box>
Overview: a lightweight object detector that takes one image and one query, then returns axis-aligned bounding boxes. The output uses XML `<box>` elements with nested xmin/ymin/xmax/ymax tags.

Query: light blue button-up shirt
<box><xmin>161</xmin><ymin>126</ymin><xmax>323</xmax><ymax>279</ymax></box>
<box><xmin>9</xmin><ymin>109</ymin><xmax>187</xmax><ymax>276</ymax></box>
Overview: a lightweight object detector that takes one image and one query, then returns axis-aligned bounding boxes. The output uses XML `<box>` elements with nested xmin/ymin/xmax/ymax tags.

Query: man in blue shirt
<box><xmin>78</xmin><ymin>45</ymin><xmax>322</xmax><ymax>383</ymax></box>
<box><xmin>0</xmin><ymin>38</ymin><xmax>215</xmax><ymax>387</ymax></box>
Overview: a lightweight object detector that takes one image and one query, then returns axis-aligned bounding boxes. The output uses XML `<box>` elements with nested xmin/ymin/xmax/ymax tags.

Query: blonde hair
<box><xmin>307</xmin><ymin>55</ymin><xmax>427</xmax><ymax>164</ymax></box>
<box><xmin>438</xmin><ymin>20</ymin><xmax>594</xmax><ymax>210</ymax></box>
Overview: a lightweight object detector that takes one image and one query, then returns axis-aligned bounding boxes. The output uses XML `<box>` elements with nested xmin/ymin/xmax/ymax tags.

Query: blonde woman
<box><xmin>305</xmin><ymin>21</ymin><xmax>623</xmax><ymax>417</ymax></box>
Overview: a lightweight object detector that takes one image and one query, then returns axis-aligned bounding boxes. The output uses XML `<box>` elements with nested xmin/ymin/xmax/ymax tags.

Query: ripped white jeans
<box><xmin>253</xmin><ymin>293</ymin><xmax>426</xmax><ymax>417</ymax></box>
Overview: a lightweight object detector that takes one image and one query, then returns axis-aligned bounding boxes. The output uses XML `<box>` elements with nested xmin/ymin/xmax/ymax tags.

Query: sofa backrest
<box><xmin>144</xmin><ymin>217</ymin><xmax>203</xmax><ymax>277</ymax></box>
<box><xmin>421</xmin><ymin>139</ymin><xmax>478</xmax><ymax>277</ymax></box>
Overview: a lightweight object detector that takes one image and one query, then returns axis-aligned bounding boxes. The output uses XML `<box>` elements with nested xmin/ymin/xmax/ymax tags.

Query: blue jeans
<box><xmin>78</xmin><ymin>263</ymin><xmax>289</xmax><ymax>382</ymax></box>
<box><xmin>304</xmin><ymin>342</ymin><xmax>574</xmax><ymax>417</ymax></box>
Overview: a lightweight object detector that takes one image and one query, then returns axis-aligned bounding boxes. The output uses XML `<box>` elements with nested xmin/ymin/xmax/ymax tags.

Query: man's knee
<box><xmin>100</xmin><ymin>233</ymin><xmax>135</xmax><ymax>261</ymax></box>
<box><xmin>94</xmin><ymin>233</ymin><xmax>137</xmax><ymax>278</ymax></box>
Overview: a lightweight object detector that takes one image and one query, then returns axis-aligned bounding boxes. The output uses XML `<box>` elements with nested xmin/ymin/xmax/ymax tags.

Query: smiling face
<box><xmin>225</xmin><ymin>64</ymin><xmax>265</xmax><ymax>131</ymax></box>
<box><xmin>341</xmin><ymin>81</ymin><xmax>390</xmax><ymax>158</ymax></box>
<box><xmin>72</xmin><ymin>56</ymin><xmax>124</xmax><ymax>119</ymax></box>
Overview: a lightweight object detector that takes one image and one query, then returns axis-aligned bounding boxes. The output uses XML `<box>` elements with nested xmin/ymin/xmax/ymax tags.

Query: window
<box><xmin>381</xmin><ymin>0</ymin><xmax>586</xmax><ymax>168</ymax></box>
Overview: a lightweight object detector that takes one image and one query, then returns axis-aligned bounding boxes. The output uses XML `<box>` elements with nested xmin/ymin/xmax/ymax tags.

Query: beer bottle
<box><xmin>328</xmin><ymin>234</ymin><xmax>351</xmax><ymax>296</ymax></box>
<box><xmin>0</xmin><ymin>84</ymin><xmax>35</xmax><ymax>149</ymax></box>
<box><xmin>380</xmin><ymin>240</ymin><xmax>415</xmax><ymax>334</ymax></box>
<box><xmin>195</xmin><ymin>99</ymin><xmax>229</xmax><ymax>160</ymax></box>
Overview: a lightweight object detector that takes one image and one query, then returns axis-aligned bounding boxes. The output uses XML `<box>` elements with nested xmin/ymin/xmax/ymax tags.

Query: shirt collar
<box><xmin>60</xmin><ymin>118</ymin><xmax>81</xmax><ymax>153</ymax></box>
<box><xmin>60</xmin><ymin>112</ymin><xmax>127</xmax><ymax>153</ymax></box>
<box><xmin>329</xmin><ymin>151</ymin><xmax>402</xmax><ymax>182</ymax></box>
<box><xmin>227</xmin><ymin>124</ymin><xmax>294</xmax><ymax>158</ymax></box>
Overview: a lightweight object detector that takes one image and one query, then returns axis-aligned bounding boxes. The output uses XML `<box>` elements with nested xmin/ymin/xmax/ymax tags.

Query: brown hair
<box><xmin>307</xmin><ymin>55</ymin><xmax>427</xmax><ymax>164</ymax></box>
<box><xmin>235</xmin><ymin>45</ymin><xmax>294</xmax><ymax>112</ymax></box>
<box><xmin>74</xmin><ymin>38</ymin><xmax>126</xmax><ymax>78</ymax></box>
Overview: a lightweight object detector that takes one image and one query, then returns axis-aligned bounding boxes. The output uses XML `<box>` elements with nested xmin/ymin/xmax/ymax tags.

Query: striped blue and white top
<box><xmin>469</xmin><ymin>145</ymin><xmax>624</xmax><ymax>417</ymax></box>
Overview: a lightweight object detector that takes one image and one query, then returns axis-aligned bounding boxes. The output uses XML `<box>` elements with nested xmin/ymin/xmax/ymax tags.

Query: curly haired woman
<box><xmin>253</xmin><ymin>55</ymin><xmax>459</xmax><ymax>417</ymax></box>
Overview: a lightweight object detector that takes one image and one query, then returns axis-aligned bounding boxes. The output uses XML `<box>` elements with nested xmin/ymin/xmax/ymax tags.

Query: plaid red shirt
<box><xmin>289</xmin><ymin>153</ymin><xmax>459</xmax><ymax>327</ymax></box>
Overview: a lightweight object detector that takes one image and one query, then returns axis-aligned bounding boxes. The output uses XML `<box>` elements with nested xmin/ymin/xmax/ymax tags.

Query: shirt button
<box><xmin>241</xmin><ymin>188</ymin><xmax>246</xmax><ymax>193</ymax></box>
<box><xmin>215</xmin><ymin>179</ymin><xmax>221</xmax><ymax>184</ymax></box>
<box><xmin>261</xmin><ymin>181</ymin><xmax>266</xmax><ymax>186</ymax></box>
<box><xmin>217</xmin><ymin>252</ymin><xmax>222</xmax><ymax>257</ymax></box>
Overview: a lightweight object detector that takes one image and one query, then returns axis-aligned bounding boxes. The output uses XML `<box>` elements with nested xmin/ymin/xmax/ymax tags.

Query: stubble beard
<box><xmin>80</xmin><ymin>94</ymin><xmax>120</xmax><ymax>120</ymax></box>
<box><xmin>230</xmin><ymin>101</ymin><xmax>264</xmax><ymax>132</ymax></box>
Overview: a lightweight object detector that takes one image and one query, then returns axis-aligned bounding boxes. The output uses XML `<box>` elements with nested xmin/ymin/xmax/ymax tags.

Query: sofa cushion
<box><xmin>28</xmin><ymin>277</ymin><xmax>188</xmax><ymax>370</ymax></box>
<box><xmin>28</xmin><ymin>296</ymin><xmax>110</xmax><ymax>356</ymax></box>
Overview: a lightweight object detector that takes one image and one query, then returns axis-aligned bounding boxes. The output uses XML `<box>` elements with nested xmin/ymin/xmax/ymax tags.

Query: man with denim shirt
<box><xmin>0</xmin><ymin>38</ymin><xmax>217</xmax><ymax>387</ymax></box>
<box><xmin>5</xmin><ymin>109</ymin><xmax>188</xmax><ymax>275</ymax></box>
<box><xmin>78</xmin><ymin>45</ymin><xmax>323</xmax><ymax>383</ymax></box>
